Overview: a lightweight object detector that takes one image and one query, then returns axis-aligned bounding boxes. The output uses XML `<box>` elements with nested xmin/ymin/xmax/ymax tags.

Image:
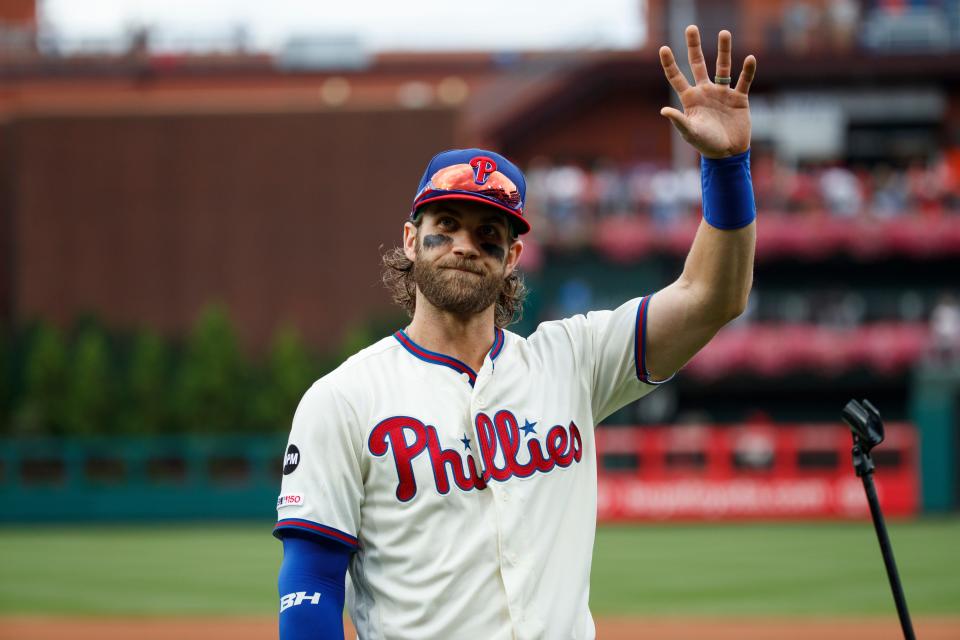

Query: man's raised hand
<box><xmin>659</xmin><ymin>26</ymin><xmax>757</xmax><ymax>159</ymax></box>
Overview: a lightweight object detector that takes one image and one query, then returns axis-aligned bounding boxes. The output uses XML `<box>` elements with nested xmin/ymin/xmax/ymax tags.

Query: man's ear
<box><xmin>403</xmin><ymin>221</ymin><xmax>418</xmax><ymax>262</ymax></box>
<box><xmin>504</xmin><ymin>239</ymin><xmax>524</xmax><ymax>277</ymax></box>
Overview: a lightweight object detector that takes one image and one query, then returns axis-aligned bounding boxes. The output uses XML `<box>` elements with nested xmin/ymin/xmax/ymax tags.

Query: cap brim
<box><xmin>412</xmin><ymin>192</ymin><xmax>531</xmax><ymax>235</ymax></box>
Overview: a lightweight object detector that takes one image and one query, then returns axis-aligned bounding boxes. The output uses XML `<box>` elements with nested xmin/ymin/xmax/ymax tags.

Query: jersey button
<box><xmin>477</xmin><ymin>395</ymin><xmax>486</xmax><ymax>405</ymax></box>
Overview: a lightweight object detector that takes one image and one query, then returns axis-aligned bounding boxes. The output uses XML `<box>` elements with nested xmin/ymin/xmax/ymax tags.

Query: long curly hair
<box><xmin>381</xmin><ymin>221</ymin><xmax>527</xmax><ymax>328</ymax></box>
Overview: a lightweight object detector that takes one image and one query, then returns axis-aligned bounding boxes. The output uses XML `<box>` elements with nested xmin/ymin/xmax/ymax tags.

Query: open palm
<box><xmin>659</xmin><ymin>26</ymin><xmax>757</xmax><ymax>159</ymax></box>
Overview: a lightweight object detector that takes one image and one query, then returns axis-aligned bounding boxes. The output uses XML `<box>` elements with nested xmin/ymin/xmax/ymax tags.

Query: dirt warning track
<box><xmin>3</xmin><ymin>616</ymin><xmax>959</xmax><ymax>639</ymax></box>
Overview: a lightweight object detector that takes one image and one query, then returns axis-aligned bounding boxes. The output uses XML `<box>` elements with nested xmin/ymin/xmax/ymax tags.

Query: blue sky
<box><xmin>41</xmin><ymin>0</ymin><xmax>647</xmax><ymax>52</ymax></box>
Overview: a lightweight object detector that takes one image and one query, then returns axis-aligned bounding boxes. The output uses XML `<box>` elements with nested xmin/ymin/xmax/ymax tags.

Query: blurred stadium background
<box><xmin>1</xmin><ymin>0</ymin><xmax>959</xmax><ymax>638</ymax></box>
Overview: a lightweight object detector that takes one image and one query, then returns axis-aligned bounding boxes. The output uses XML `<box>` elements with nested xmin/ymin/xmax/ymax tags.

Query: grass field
<box><xmin>1</xmin><ymin>519</ymin><xmax>958</xmax><ymax>618</ymax></box>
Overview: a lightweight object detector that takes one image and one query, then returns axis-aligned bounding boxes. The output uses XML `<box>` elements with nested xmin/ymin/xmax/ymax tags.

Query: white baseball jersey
<box><xmin>275</xmin><ymin>294</ymin><xmax>665</xmax><ymax>639</ymax></box>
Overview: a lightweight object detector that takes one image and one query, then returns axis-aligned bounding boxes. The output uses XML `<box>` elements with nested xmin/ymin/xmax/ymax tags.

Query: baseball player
<box><xmin>275</xmin><ymin>26</ymin><xmax>758</xmax><ymax>639</ymax></box>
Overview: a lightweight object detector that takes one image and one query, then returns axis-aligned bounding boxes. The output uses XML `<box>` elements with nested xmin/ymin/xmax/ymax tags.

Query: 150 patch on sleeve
<box><xmin>277</xmin><ymin>494</ymin><xmax>305</xmax><ymax>509</ymax></box>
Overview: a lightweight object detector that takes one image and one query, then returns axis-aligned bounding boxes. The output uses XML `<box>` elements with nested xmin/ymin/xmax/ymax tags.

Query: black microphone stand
<box><xmin>841</xmin><ymin>399</ymin><xmax>916</xmax><ymax>640</ymax></box>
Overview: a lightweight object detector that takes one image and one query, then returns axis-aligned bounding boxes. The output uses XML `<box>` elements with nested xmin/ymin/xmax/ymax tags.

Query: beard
<box><xmin>412</xmin><ymin>245</ymin><xmax>506</xmax><ymax>317</ymax></box>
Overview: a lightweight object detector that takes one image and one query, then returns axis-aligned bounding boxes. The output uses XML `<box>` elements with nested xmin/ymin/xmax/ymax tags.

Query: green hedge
<box><xmin>0</xmin><ymin>304</ymin><xmax>374</xmax><ymax>437</ymax></box>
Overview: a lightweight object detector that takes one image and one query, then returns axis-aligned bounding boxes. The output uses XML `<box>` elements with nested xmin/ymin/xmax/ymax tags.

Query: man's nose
<box><xmin>450</xmin><ymin>231</ymin><xmax>481</xmax><ymax>258</ymax></box>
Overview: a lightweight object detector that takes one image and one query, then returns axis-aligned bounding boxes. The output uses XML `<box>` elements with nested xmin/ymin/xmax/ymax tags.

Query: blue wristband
<box><xmin>700</xmin><ymin>148</ymin><xmax>756</xmax><ymax>230</ymax></box>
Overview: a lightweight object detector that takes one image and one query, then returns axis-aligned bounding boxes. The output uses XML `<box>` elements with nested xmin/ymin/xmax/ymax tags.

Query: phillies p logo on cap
<box><xmin>470</xmin><ymin>156</ymin><xmax>498</xmax><ymax>185</ymax></box>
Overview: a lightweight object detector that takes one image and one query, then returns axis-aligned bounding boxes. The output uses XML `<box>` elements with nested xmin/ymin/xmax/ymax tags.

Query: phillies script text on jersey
<box><xmin>369</xmin><ymin>409</ymin><xmax>583</xmax><ymax>501</ymax></box>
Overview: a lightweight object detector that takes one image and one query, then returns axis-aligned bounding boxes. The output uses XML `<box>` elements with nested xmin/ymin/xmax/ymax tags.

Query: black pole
<box><xmin>859</xmin><ymin>462</ymin><xmax>916</xmax><ymax>640</ymax></box>
<box><xmin>843</xmin><ymin>400</ymin><xmax>917</xmax><ymax>640</ymax></box>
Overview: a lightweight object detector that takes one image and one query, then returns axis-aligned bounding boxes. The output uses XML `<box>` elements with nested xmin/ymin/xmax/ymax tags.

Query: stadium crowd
<box><xmin>524</xmin><ymin>146</ymin><xmax>960</xmax><ymax>375</ymax></box>
<box><xmin>524</xmin><ymin>151</ymin><xmax>960</xmax><ymax>243</ymax></box>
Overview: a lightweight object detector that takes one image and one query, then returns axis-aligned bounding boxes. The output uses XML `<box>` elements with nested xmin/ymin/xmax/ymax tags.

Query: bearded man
<box><xmin>274</xmin><ymin>25</ymin><xmax>757</xmax><ymax>640</ymax></box>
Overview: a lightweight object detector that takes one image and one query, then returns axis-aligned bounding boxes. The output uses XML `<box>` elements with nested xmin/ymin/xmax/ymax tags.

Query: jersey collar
<box><xmin>394</xmin><ymin>327</ymin><xmax>505</xmax><ymax>387</ymax></box>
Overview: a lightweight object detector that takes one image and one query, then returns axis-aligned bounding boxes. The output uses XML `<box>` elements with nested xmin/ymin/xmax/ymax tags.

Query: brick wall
<box><xmin>7</xmin><ymin>108</ymin><xmax>455</xmax><ymax>351</ymax></box>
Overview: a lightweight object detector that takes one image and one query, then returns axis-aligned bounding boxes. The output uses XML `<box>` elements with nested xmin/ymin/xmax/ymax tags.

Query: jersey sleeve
<box><xmin>273</xmin><ymin>378</ymin><xmax>364</xmax><ymax>551</ymax></box>
<box><xmin>570</xmin><ymin>294</ymin><xmax>672</xmax><ymax>423</ymax></box>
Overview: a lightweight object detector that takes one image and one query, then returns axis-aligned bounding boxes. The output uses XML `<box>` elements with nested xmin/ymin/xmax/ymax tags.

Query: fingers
<box><xmin>669</xmin><ymin>26</ymin><xmax>756</xmax><ymax>94</ymax></box>
<box><xmin>659</xmin><ymin>46</ymin><xmax>691</xmax><ymax>95</ymax></box>
<box><xmin>685</xmin><ymin>25</ymin><xmax>709</xmax><ymax>84</ymax></box>
<box><xmin>660</xmin><ymin>106</ymin><xmax>694</xmax><ymax>140</ymax></box>
<box><xmin>735</xmin><ymin>54</ymin><xmax>757</xmax><ymax>94</ymax></box>
<box><xmin>716</xmin><ymin>30</ymin><xmax>732</xmax><ymax>82</ymax></box>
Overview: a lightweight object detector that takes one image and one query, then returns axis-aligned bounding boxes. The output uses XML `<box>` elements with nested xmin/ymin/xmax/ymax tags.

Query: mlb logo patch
<box><xmin>277</xmin><ymin>494</ymin><xmax>305</xmax><ymax>509</ymax></box>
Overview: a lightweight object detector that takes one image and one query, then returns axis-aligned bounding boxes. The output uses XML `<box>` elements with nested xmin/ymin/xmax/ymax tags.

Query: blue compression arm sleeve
<box><xmin>701</xmin><ymin>149</ymin><xmax>756</xmax><ymax>230</ymax></box>
<box><xmin>278</xmin><ymin>533</ymin><xmax>351</xmax><ymax>640</ymax></box>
